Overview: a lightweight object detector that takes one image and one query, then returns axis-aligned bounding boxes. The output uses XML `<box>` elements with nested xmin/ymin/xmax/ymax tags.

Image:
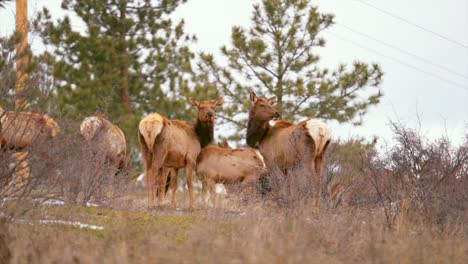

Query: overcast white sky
<box><xmin>1</xmin><ymin>0</ymin><xmax>467</xmax><ymax>148</ymax></box>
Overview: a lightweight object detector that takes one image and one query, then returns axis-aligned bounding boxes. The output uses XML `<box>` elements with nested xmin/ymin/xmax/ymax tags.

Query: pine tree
<box><xmin>198</xmin><ymin>0</ymin><xmax>383</xmax><ymax>142</ymax></box>
<box><xmin>34</xmin><ymin>0</ymin><xmax>197</xmax><ymax>156</ymax></box>
<box><xmin>0</xmin><ymin>33</ymin><xmax>53</xmax><ymax>112</ymax></box>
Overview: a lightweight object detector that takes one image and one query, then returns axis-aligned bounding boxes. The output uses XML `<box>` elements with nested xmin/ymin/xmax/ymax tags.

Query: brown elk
<box><xmin>0</xmin><ymin>109</ymin><xmax>61</xmax><ymax>186</ymax></box>
<box><xmin>246</xmin><ymin>91</ymin><xmax>332</xmax><ymax>206</ymax></box>
<box><xmin>1</xmin><ymin>110</ymin><xmax>60</xmax><ymax>150</ymax></box>
<box><xmin>196</xmin><ymin>140</ymin><xmax>266</xmax><ymax>204</ymax></box>
<box><xmin>138</xmin><ymin>97</ymin><xmax>223</xmax><ymax>209</ymax></box>
<box><xmin>80</xmin><ymin>116</ymin><xmax>127</xmax><ymax>171</ymax></box>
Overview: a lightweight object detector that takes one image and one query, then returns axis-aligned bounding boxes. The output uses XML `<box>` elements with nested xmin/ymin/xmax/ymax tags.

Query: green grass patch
<box><xmin>21</xmin><ymin>204</ymin><xmax>199</xmax><ymax>244</ymax></box>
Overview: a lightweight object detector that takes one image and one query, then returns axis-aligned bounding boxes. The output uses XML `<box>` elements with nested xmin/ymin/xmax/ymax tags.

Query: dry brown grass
<box><xmin>2</xmin><ymin>197</ymin><xmax>467</xmax><ymax>264</ymax></box>
<box><xmin>1</xmin><ymin>122</ymin><xmax>467</xmax><ymax>263</ymax></box>
<box><xmin>2</xmin><ymin>64</ymin><xmax>467</xmax><ymax>264</ymax></box>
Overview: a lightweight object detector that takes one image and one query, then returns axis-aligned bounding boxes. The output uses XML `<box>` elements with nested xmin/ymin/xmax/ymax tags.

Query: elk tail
<box><xmin>305</xmin><ymin>119</ymin><xmax>332</xmax><ymax>155</ymax></box>
<box><xmin>139</xmin><ymin>113</ymin><xmax>165</xmax><ymax>151</ymax></box>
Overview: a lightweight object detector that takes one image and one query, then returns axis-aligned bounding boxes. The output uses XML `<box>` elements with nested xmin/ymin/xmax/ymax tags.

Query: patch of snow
<box><xmin>135</xmin><ymin>173</ymin><xmax>146</xmax><ymax>188</ymax></box>
<box><xmin>177</xmin><ymin>185</ymin><xmax>185</xmax><ymax>193</ymax></box>
<box><xmin>34</xmin><ymin>198</ymin><xmax>65</xmax><ymax>206</ymax></box>
<box><xmin>85</xmin><ymin>202</ymin><xmax>99</xmax><ymax>207</ymax></box>
<box><xmin>38</xmin><ymin>220</ymin><xmax>104</xmax><ymax>230</ymax></box>
<box><xmin>215</xmin><ymin>184</ymin><xmax>227</xmax><ymax>195</ymax></box>
<box><xmin>193</xmin><ymin>181</ymin><xmax>202</xmax><ymax>190</ymax></box>
<box><xmin>179</xmin><ymin>181</ymin><xmax>202</xmax><ymax>192</ymax></box>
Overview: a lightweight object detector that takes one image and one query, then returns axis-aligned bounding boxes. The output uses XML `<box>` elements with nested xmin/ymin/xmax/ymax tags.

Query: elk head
<box><xmin>249</xmin><ymin>91</ymin><xmax>281</xmax><ymax>122</ymax></box>
<box><xmin>42</xmin><ymin>115</ymin><xmax>61</xmax><ymax>138</ymax></box>
<box><xmin>189</xmin><ymin>97</ymin><xmax>224</xmax><ymax>123</ymax></box>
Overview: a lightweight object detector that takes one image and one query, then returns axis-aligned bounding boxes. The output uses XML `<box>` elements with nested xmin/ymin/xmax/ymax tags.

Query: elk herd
<box><xmin>1</xmin><ymin>91</ymin><xmax>332</xmax><ymax>209</ymax></box>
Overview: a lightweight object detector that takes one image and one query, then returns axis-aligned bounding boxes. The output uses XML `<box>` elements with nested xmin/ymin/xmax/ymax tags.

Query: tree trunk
<box><xmin>15</xmin><ymin>0</ymin><xmax>29</xmax><ymax>111</ymax></box>
<box><xmin>119</xmin><ymin>1</ymin><xmax>132</xmax><ymax>115</ymax></box>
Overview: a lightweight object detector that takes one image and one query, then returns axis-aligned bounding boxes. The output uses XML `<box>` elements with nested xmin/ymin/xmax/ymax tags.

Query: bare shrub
<box><xmin>259</xmin><ymin>161</ymin><xmax>314</xmax><ymax>211</ymax></box>
<box><xmin>346</xmin><ymin>122</ymin><xmax>468</xmax><ymax>229</ymax></box>
<box><xmin>1</xmin><ymin>31</ymin><xmax>62</xmax><ymax>217</ymax></box>
<box><xmin>1</xmin><ymin>110</ymin><xmax>61</xmax><ymax>220</ymax></box>
<box><xmin>50</xmin><ymin>121</ymin><xmax>130</xmax><ymax>206</ymax></box>
<box><xmin>257</xmin><ymin>135</ymin><xmax>317</xmax><ymax>211</ymax></box>
<box><xmin>257</xmin><ymin>136</ymin><xmax>374</xmax><ymax>210</ymax></box>
<box><xmin>1</xmin><ymin>103</ymin><xmax>129</xmax><ymax>212</ymax></box>
<box><xmin>323</xmin><ymin>138</ymin><xmax>377</xmax><ymax>208</ymax></box>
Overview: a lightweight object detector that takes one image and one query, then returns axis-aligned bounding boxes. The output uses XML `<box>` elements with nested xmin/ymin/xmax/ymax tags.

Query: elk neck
<box><xmin>246</xmin><ymin>116</ymin><xmax>270</xmax><ymax>148</ymax></box>
<box><xmin>194</xmin><ymin>119</ymin><xmax>214</xmax><ymax>148</ymax></box>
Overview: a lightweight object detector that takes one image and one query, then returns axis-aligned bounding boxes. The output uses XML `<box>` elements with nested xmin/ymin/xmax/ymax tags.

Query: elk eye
<box><xmin>260</xmin><ymin>104</ymin><xmax>265</xmax><ymax>107</ymax></box>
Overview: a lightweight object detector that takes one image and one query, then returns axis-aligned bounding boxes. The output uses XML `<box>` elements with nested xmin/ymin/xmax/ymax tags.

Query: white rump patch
<box><xmin>305</xmin><ymin>119</ymin><xmax>332</xmax><ymax>154</ymax></box>
<box><xmin>254</xmin><ymin>149</ymin><xmax>266</xmax><ymax>169</ymax></box>
<box><xmin>80</xmin><ymin>116</ymin><xmax>102</xmax><ymax>140</ymax></box>
<box><xmin>139</xmin><ymin>113</ymin><xmax>164</xmax><ymax>150</ymax></box>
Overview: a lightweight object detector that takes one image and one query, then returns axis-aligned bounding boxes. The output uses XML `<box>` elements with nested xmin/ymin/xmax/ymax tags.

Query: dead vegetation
<box><xmin>1</xmin><ymin>55</ymin><xmax>467</xmax><ymax>262</ymax></box>
<box><xmin>0</xmin><ymin>120</ymin><xmax>466</xmax><ymax>263</ymax></box>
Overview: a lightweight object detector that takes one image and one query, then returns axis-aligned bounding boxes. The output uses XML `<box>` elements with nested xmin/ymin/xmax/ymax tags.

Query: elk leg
<box><xmin>139</xmin><ymin>132</ymin><xmax>155</xmax><ymax>209</ymax></box>
<box><xmin>150</xmin><ymin>146</ymin><xmax>167</xmax><ymax>208</ymax></box>
<box><xmin>146</xmin><ymin>165</ymin><xmax>155</xmax><ymax>209</ymax></box>
<box><xmin>201</xmin><ymin>178</ymin><xmax>209</xmax><ymax>204</ymax></box>
<box><xmin>186</xmin><ymin>165</ymin><xmax>195</xmax><ymax>209</ymax></box>
<box><xmin>208</xmin><ymin>179</ymin><xmax>218</xmax><ymax>205</ymax></box>
<box><xmin>157</xmin><ymin>167</ymin><xmax>169</xmax><ymax>205</ymax></box>
<box><xmin>312</xmin><ymin>154</ymin><xmax>324</xmax><ymax>207</ymax></box>
<box><xmin>241</xmin><ymin>175</ymin><xmax>256</xmax><ymax>195</ymax></box>
<box><xmin>170</xmin><ymin>168</ymin><xmax>178</xmax><ymax>207</ymax></box>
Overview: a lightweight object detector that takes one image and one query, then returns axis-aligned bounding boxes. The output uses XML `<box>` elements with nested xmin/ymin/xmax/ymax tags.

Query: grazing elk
<box><xmin>0</xmin><ymin>109</ymin><xmax>61</xmax><ymax>186</ymax></box>
<box><xmin>138</xmin><ymin>97</ymin><xmax>223</xmax><ymax>209</ymax></box>
<box><xmin>1</xmin><ymin>110</ymin><xmax>61</xmax><ymax>150</ymax></box>
<box><xmin>246</xmin><ymin>91</ymin><xmax>332</xmax><ymax>206</ymax></box>
<box><xmin>80</xmin><ymin>116</ymin><xmax>127</xmax><ymax>172</ymax></box>
<box><xmin>196</xmin><ymin>140</ymin><xmax>266</xmax><ymax>204</ymax></box>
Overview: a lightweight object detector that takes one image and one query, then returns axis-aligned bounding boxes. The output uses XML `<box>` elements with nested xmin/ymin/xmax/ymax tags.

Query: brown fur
<box><xmin>196</xmin><ymin>143</ymin><xmax>266</xmax><ymax>204</ymax></box>
<box><xmin>80</xmin><ymin>116</ymin><xmax>127</xmax><ymax>170</ymax></box>
<box><xmin>138</xmin><ymin>97</ymin><xmax>223</xmax><ymax>209</ymax></box>
<box><xmin>246</xmin><ymin>91</ymin><xmax>331</xmax><ymax>206</ymax></box>
<box><xmin>0</xmin><ymin>111</ymin><xmax>60</xmax><ymax>150</ymax></box>
<box><xmin>0</xmin><ymin>110</ymin><xmax>61</xmax><ymax>187</ymax></box>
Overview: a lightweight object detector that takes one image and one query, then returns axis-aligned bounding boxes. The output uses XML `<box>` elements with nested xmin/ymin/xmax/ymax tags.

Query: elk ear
<box><xmin>218</xmin><ymin>140</ymin><xmax>229</xmax><ymax>148</ymax></box>
<box><xmin>213</xmin><ymin>96</ymin><xmax>224</xmax><ymax>108</ymax></box>
<box><xmin>249</xmin><ymin>91</ymin><xmax>258</xmax><ymax>102</ymax></box>
<box><xmin>267</xmin><ymin>96</ymin><xmax>277</xmax><ymax>105</ymax></box>
<box><xmin>189</xmin><ymin>97</ymin><xmax>200</xmax><ymax>107</ymax></box>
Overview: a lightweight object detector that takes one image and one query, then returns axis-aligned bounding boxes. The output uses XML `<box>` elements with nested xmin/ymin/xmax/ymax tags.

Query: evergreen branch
<box><xmin>202</xmin><ymin>60</ymin><xmax>244</xmax><ymax>106</ymax></box>
<box><xmin>217</xmin><ymin>114</ymin><xmax>246</xmax><ymax>129</ymax></box>
<box><xmin>238</xmin><ymin>52</ymin><xmax>275</xmax><ymax>91</ymax></box>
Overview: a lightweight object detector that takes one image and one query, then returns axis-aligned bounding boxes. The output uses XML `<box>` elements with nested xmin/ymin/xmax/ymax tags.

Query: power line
<box><xmin>336</xmin><ymin>22</ymin><xmax>468</xmax><ymax>80</ymax></box>
<box><xmin>353</xmin><ymin>0</ymin><xmax>468</xmax><ymax>49</ymax></box>
<box><xmin>327</xmin><ymin>31</ymin><xmax>468</xmax><ymax>91</ymax></box>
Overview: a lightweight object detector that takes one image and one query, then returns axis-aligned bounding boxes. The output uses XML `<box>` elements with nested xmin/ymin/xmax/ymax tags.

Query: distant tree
<box><xmin>198</xmin><ymin>0</ymin><xmax>383</xmax><ymax>142</ymax></box>
<box><xmin>34</xmin><ymin>0</ymin><xmax>199</xmax><ymax>158</ymax></box>
<box><xmin>0</xmin><ymin>34</ymin><xmax>54</xmax><ymax>112</ymax></box>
